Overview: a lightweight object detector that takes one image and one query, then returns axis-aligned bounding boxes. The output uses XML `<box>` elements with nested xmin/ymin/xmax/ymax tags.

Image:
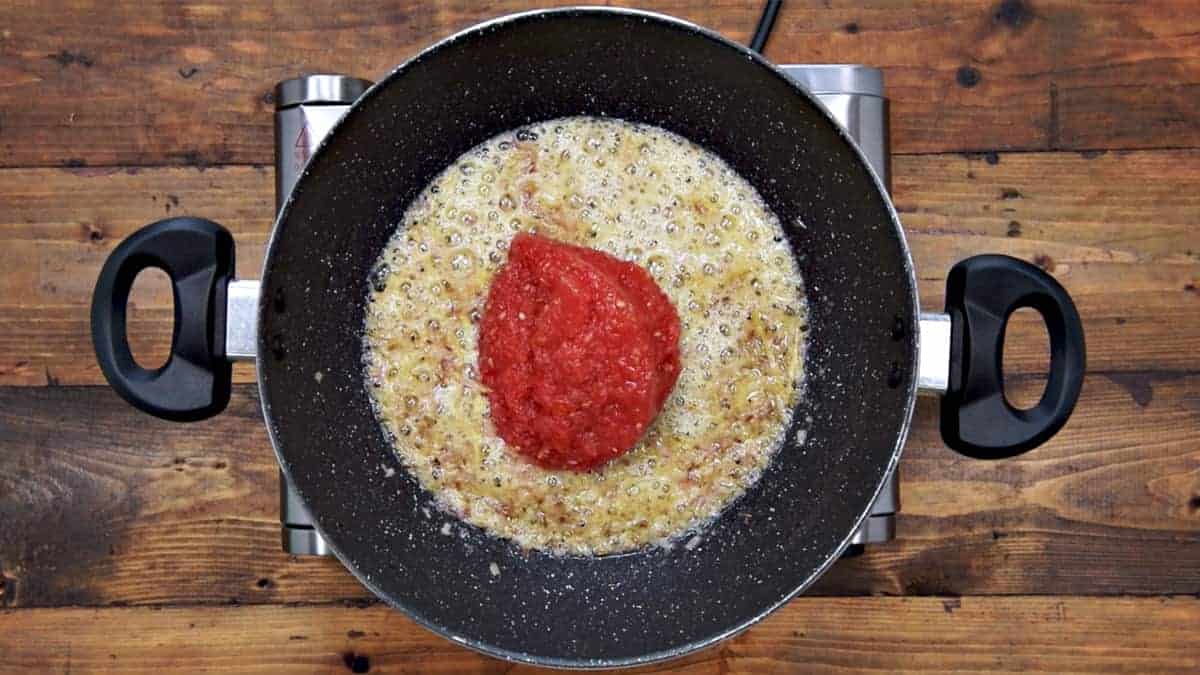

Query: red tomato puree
<box><xmin>479</xmin><ymin>233</ymin><xmax>682</xmax><ymax>471</ymax></box>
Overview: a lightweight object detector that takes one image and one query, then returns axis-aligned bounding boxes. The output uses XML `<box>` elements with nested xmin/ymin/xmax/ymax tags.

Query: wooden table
<box><xmin>2</xmin><ymin>1</ymin><xmax>1198</xmax><ymax>672</ymax></box>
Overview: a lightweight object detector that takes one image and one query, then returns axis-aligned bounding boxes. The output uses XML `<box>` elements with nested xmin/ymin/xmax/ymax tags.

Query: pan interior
<box><xmin>259</xmin><ymin>8</ymin><xmax>917</xmax><ymax>667</ymax></box>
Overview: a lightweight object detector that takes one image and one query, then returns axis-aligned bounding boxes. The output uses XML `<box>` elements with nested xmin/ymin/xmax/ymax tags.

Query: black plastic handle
<box><xmin>941</xmin><ymin>254</ymin><xmax>1086</xmax><ymax>459</ymax></box>
<box><xmin>90</xmin><ymin>217</ymin><xmax>236</xmax><ymax>422</ymax></box>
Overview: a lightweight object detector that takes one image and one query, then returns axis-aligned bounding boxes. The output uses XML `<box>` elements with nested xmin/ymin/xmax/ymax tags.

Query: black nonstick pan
<box><xmin>90</xmin><ymin>8</ymin><xmax>1085</xmax><ymax>668</ymax></box>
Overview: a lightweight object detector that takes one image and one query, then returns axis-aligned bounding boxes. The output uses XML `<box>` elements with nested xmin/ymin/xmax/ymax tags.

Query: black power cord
<box><xmin>749</xmin><ymin>0</ymin><xmax>783</xmax><ymax>54</ymax></box>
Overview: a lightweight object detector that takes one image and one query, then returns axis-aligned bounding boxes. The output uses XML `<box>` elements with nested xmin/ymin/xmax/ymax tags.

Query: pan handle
<box><xmin>90</xmin><ymin>217</ymin><xmax>236</xmax><ymax>421</ymax></box>
<box><xmin>939</xmin><ymin>254</ymin><xmax>1086</xmax><ymax>459</ymax></box>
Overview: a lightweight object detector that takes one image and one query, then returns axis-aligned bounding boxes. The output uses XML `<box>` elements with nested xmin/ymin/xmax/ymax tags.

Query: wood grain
<box><xmin>1</xmin><ymin>149</ymin><xmax>1196</xmax><ymax>386</ymax></box>
<box><xmin>4</xmin><ymin>1</ymin><xmax>1198</xmax><ymax>672</ymax></box>
<box><xmin>1</xmin><ymin>597</ymin><xmax>1197</xmax><ymax>673</ymax></box>
<box><xmin>1</xmin><ymin>0</ymin><xmax>1199</xmax><ymax>169</ymax></box>
<box><xmin>2</xmin><ymin>372</ymin><xmax>1197</xmax><ymax>609</ymax></box>
<box><xmin>0</xmin><ymin>164</ymin><xmax>271</xmax><ymax>384</ymax></box>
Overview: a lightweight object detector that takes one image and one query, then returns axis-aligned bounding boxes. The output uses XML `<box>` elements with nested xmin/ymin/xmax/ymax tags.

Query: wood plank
<box><xmin>1</xmin><ymin>149</ymin><xmax>1196</xmax><ymax>386</ymax></box>
<box><xmin>894</xmin><ymin>150</ymin><xmax>1200</xmax><ymax>262</ymax></box>
<box><xmin>0</xmin><ymin>597</ymin><xmax>1196</xmax><ymax>673</ymax></box>
<box><xmin>2</xmin><ymin>372</ymin><xmax>1197</xmax><ymax>609</ymax></box>
<box><xmin>1</xmin><ymin>0</ymin><xmax>1198</xmax><ymax>169</ymax></box>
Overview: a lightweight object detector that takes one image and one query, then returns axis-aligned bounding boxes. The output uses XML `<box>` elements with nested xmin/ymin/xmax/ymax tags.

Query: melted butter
<box><xmin>364</xmin><ymin>116</ymin><xmax>806</xmax><ymax>555</ymax></box>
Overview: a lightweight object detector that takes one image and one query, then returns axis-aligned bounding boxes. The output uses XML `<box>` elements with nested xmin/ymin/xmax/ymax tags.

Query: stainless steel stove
<box><xmin>272</xmin><ymin>64</ymin><xmax>899</xmax><ymax>557</ymax></box>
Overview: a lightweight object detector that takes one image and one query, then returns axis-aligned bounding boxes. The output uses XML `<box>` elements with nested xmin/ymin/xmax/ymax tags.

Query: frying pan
<box><xmin>90</xmin><ymin>8</ymin><xmax>1085</xmax><ymax>667</ymax></box>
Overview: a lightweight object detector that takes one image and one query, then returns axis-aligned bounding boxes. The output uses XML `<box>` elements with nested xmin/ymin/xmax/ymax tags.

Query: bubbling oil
<box><xmin>364</xmin><ymin>116</ymin><xmax>807</xmax><ymax>555</ymax></box>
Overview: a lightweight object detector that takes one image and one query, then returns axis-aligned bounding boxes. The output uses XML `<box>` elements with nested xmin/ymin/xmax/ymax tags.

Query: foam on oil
<box><xmin>364</xmin><ymin>116</ymin><xmax>807</xmax><ymax>555</ymax></box>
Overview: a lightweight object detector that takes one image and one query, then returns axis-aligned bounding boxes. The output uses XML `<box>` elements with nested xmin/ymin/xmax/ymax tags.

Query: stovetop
<box><xmin>271</xmin><ymin>64</ymin><xmax>899</xmax><ymax>557</ymax></box>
